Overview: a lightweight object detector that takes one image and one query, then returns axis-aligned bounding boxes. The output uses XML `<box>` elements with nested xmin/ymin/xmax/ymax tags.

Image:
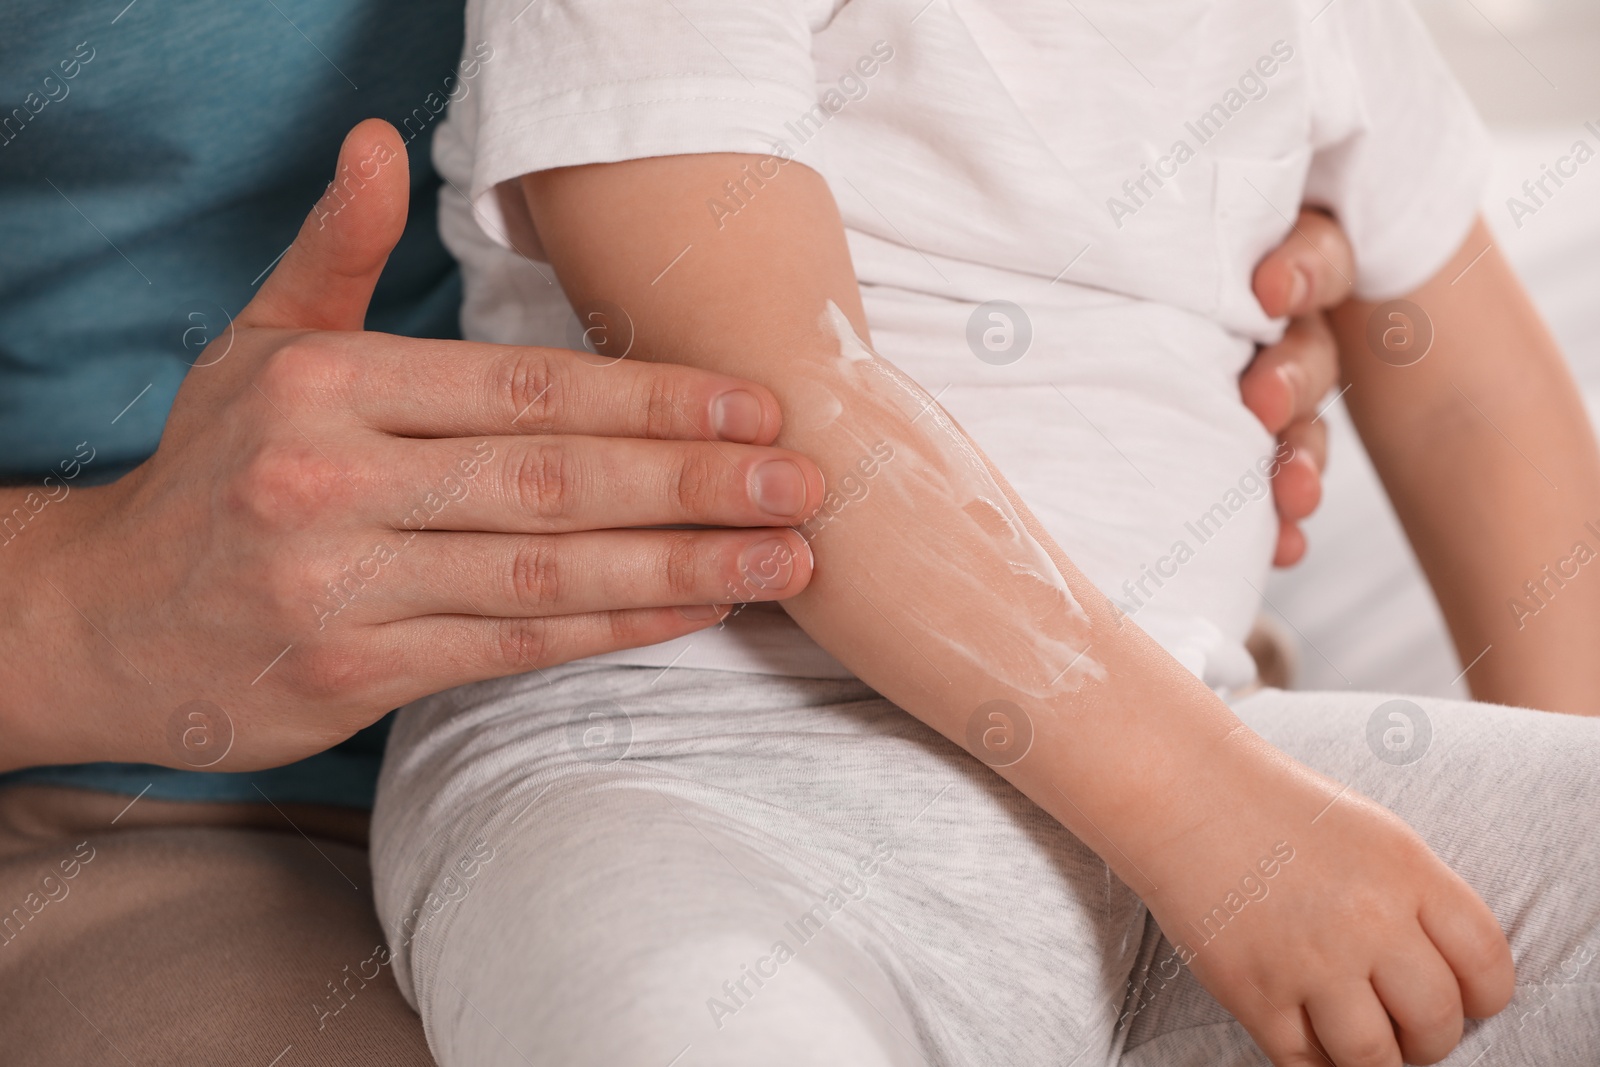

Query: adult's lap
<box><xmin>0</xmin><ymin>784</ymin><xmax>432</xmax><ymax>1066</ymax></box>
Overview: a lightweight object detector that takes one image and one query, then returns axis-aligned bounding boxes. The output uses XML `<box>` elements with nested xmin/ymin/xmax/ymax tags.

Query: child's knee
<box><xmin>419</xmin><ymin>837</ymin><xmax>918</xmax><ymax>1067</ymax></box>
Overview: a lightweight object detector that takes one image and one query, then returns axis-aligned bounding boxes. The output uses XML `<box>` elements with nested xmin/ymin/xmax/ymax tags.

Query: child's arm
<box><xmin>1332</xmin><ymin>218</ymin><xmax>1600</xmax><ymax>716</ymax></box>
<box><xmin>521</xmin><ymin>153</ymin><xmax>1512</xmax><ymax>1066</ymax></box>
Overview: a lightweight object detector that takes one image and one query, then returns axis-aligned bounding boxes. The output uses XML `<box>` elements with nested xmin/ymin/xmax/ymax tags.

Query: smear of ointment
<box><xmin>810</xmin><ymin>301</ymin><xmax>1102</xmax><ymax>696</ymax></box>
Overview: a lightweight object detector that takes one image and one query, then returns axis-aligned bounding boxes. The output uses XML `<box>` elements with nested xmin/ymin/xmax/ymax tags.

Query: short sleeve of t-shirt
<box><xmin>1303</xmin><ymin>0</ymin><xmax>1493</xmax><ymax>301</ymax></box>
<box><xmin>453</xmin><ymin>0</ymin><xmax>826</xmax><ymax>244</ymax></box>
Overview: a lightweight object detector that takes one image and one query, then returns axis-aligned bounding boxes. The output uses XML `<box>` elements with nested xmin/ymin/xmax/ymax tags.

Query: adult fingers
<box><xmin>240</xmin><ymin>119</ymin><xmax>409</xmax><ymax>332</ymax></box>
<box><xmin>387</xmin><ymin>606</ymin><xmax>736</xmax><ymax>696</ymax></box>
<box><xmin>1306</xmin><ymin>986</ymin><xmax>1403</xmax><ymax>1067</ymax></box>
<box><xmin>1372</xmin><ymin>941</ymin><xmax>1464</xmax><ymax>1065</ymax></box>
<box><xmin>350</xmin><ymin>528</ymin><xmax>812</xmax><ymax>621</ymax></box>
<box><xmin>328</xmin><ymin>331</ymin><xmax>785</xmax><ymax>444</ymax></box>
<box><xmin>1241</xmin><ymin>314</ymin><xmax>1342</xmax><ymax>436</ymax></box>
<box><xmin>362</xmin><ymin>435</ymin><xmax>823</xmax><ymax>532</ymax></box>
<box><xmin>1253</xmin><ymin>208</ymin><xmax>1357</xmax><ymax>320</ymax></box>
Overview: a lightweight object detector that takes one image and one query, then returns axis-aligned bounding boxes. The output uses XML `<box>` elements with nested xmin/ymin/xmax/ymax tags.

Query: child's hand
<box><xmin>1242</xmin><ymin>207</ymin><xmax>1354</xmax><ymax>567</ymax></box>
<box><xmin>1139</xmin><ymin>748</ymin><xmax>1514</xmax><ymax>1066</ymax></box>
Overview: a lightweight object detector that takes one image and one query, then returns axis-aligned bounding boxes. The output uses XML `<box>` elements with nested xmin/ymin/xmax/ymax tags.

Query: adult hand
<box><xmin>1242</xmin><ymin>209</ymin><xmax>1356</xmax><ymax>566</ymax></box>
<box><xmin>0</xmin><ymin>120</ymin><xmax>821</xmax><ymax>773</ymax></box>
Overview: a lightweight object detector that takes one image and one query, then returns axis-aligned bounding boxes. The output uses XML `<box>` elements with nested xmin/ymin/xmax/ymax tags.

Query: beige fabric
<box><xmin>0</xmin><ymin>784</ymin><xmax>433</xmax><ymax>1066</ymax></box>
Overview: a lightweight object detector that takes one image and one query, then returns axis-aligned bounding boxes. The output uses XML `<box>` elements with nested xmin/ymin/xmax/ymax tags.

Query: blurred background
<box><xmin>1265</xmin><ymin>0</ymin><xmax>1600</xmax><ymax>698</ymax></box>
<box><xmin>1416</xmin><ymin>0</ymin><xmax>1600</xmax><ymax>124</ymax></box>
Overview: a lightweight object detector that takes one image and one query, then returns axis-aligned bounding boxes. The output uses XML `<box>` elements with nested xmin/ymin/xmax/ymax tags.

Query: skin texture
<box><xmin>520</xmin><ymin>151</ymin><xmax>1515</xmax><ymax>1067</ymax></box>
<box><xmin>1334</xmin><ymin>218</ymin><xmax>1600</xmax><ymax>717</ymax></box>
<box><xmin>0</xmin><ymin>121</ymin><xmax>827</xmax><ymax>772</ymax></box>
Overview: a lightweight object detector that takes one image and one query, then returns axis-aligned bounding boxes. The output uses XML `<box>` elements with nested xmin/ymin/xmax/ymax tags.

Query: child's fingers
<box><xmin>1306</xmin><ymin>986</ymin><xmax>1403</xmax><ymax>1067</ymax></box>
<box><xmin>1240</xmin><ymin>314</ymin><xmax>1342</xmax><ymax>435</ymax></box>
<box><xmin>1272</xmin><ymin>423</ymin><xmax>1325</xmax><ymax>522</ymax></box>
<box><xmin>1371</xmin><ymin>939</ymin><xmax>1464</xmax><ymax>1065</ymax></box>
<box><xmin>1285</xmin><ymin>209</ymin><xmax>1357</xmax><ymax>312</ymax></box>
<box><xmin>1419</xmin><ymin>880</ymin><xmax>1516</xmax><ymax>1019</ymax></box>
<box><xmin>1272</xmin><ymin>521</ymin><xmax>1307</xmax><ymax>567</ymax></box>
<box><xmin>1235</xmin><ymin>997</ymin><xmax>1331</xmax><ymax>1067</ymax></box>
<box><xmin>1283</xmin><ymin>414</ymin><xmax>1328</xmax><ymax>473</ymax></box>
<box><xmin>1252</xmin><ymin>208</ymin><xmax>1356</xmax><ymax>319</ymax></box>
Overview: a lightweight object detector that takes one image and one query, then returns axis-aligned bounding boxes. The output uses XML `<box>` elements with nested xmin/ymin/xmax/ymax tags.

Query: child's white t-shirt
<box><xmin>433</xmin><ymin>0</ymin><xmax>1489</xmax><ymax>691</ymax></box>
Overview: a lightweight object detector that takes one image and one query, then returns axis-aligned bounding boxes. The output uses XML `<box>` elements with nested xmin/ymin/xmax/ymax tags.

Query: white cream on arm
<box><xmin>801</xmin><ymin>301</ymin><xmax>1102</xmax><ymax>699</ymax></box>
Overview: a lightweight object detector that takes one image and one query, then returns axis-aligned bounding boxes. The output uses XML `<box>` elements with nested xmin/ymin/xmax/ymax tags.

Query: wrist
<box><xmin>1120</xmin><ymin>726</ymin><xmax>1329</xmax><ymax>909</ymax></box>
<box><xmin>1019</xmin><ymin>677</ymin><xmax>1269</xmax><ymax>890</ymax></box>
<box><xmin>0</xmin><ymin>500</ymin><xmax>58</xmax><ymax>769</ymax></box>
<box><xmin>0</xmin><ymin>485</ymin><xmax>128</xmax><ymax>770</ymax></box>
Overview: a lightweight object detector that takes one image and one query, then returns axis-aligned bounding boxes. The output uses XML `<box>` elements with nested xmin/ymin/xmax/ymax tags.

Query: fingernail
<box><xmin>676</xmin><ymin>604</ymin><xmax>725</xmax><ymax>621</ymax></box>
<box><xmin>750</xmin><ymin>459</ymin><xmax>806</xmax><ymax>517</ymax></box>
<box><xmin>739</xmin><ymin>537</ymin><xmax>796</xmax><ymax>592</ymax></box>
<box><xmin>712</xmin><ymin>390</ymin><xmax>764</xmax><ymax>442</ymax></box>
<box><xmin>1286</xmin><ymin>268</ymin><xmax>1310</xmax><ymax>313</ymax></box>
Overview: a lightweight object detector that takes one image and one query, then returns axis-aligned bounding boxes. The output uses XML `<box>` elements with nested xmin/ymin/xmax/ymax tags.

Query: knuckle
<box><xmin>502</xmin><ymin>350</ymin><xmax>557</xmax><ymax>430</ymax></box>
<box><xmin>605</xmin><ymin>606</ymin><xmax>655</xmax><ymax>650</ymax></box>
<box><xmin>1387</xmin><ymin>824</ymin><xmax>1436</xmax><ymax>868</ymax></box>
<box><xmin>293</xmin><ymin>643</ymin><xmax>372</xmax><ymax>698</ymax></box>
<box><xmin>494</xmin><ymin>618</ymin><xmax>552</xmax><ymax>670</ymax></box>
<box><xmin>508</xmin><ymin>540</ymin><xmax>561</xmax><ymax>613</ymax></box>
<box><xmin>1297</xmin><ymin>208</ymin><xmax>1337</xmax><ymax>247</ymax></box>
<box><xmin>1454</xmin><ymin>917</ymin><xmax>1511</xmax><ymax>975</ymax></box>
<box><xmin>229</xmin><ymin>444</ymin><xmax>343</xmax><ymax>524</ymax></box>
<box><xmin>257</xmin><ymin>335</ymin><xmax>345</xmax><ymax>404</ymax></box>
<box><xmin>1277</xmin><ymin>352</ymin><xmax>1310</xmax><ymax>396</ymax></box>
<box><xmin>1311</xmin><ymin>221</ymin><xmax>1353</xmax><ymax>271</ymax></box>
<box><xmin>671</xmin><ymin>447</ymin><xmax>722</xmax><ymax>516</ymax></box>
<box><xmin>1344</xmin><ymin>1034</ymin><xmax>1399</xmax><ymax>1067</ymax></box>
<box><xmin>661</xmin><ymin>532</ymin><xmax>705</xmax><ymax>601</ymax></box>
<box><xmin>509</xmin><ymin>442</ymin><xmax>572</xmax><ymax>520</ymax></box>
<box><xmin>1251</xmin><ymin>1029</ymin><xmax>1319</xmax><ymax>1067</ymax></box>
<box><xmin>639</xmin><ymin>370</ymin><xmax>688</xmax><ymax>439</ymax></box>
<box><xmin>1303</xmin><ymin>424</ymin><xmax>1329</xmax><ymax>463</ymax></box>
<box><xmin>1406</xmin><ymin>993</ymin><xmax>1461</xmax><ymax>1038</ymax></box>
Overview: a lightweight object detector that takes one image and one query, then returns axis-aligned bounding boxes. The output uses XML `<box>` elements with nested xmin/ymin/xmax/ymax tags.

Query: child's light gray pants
<box><xmin>371</xmin><ymin>663</ymin><xmax>1600</xmax><ymax>1066</ymax></box>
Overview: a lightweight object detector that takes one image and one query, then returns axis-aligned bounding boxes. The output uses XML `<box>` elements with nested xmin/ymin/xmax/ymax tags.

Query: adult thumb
<box><xmin>240</xmin><ymin>119</ymin><xmax>409</xmax><ymax>332</ymax></box>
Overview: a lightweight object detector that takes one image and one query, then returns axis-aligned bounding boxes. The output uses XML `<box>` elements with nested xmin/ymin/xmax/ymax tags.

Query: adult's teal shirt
<box><xmin>1</xmin><ymin>0</ymin><xmax>466</xmax><ymax>808</ymax></box>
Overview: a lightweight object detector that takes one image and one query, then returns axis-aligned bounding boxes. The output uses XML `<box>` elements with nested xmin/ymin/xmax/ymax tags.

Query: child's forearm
<box><xmin>1333</xmin><ymin>218</ymin><xmax>1600</xmax><ymax>715</ymax></box>
<box><xmin>520</xmin><ymin>154</ymin><xmax>1257</xmax><ymax>882</ymax></box>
